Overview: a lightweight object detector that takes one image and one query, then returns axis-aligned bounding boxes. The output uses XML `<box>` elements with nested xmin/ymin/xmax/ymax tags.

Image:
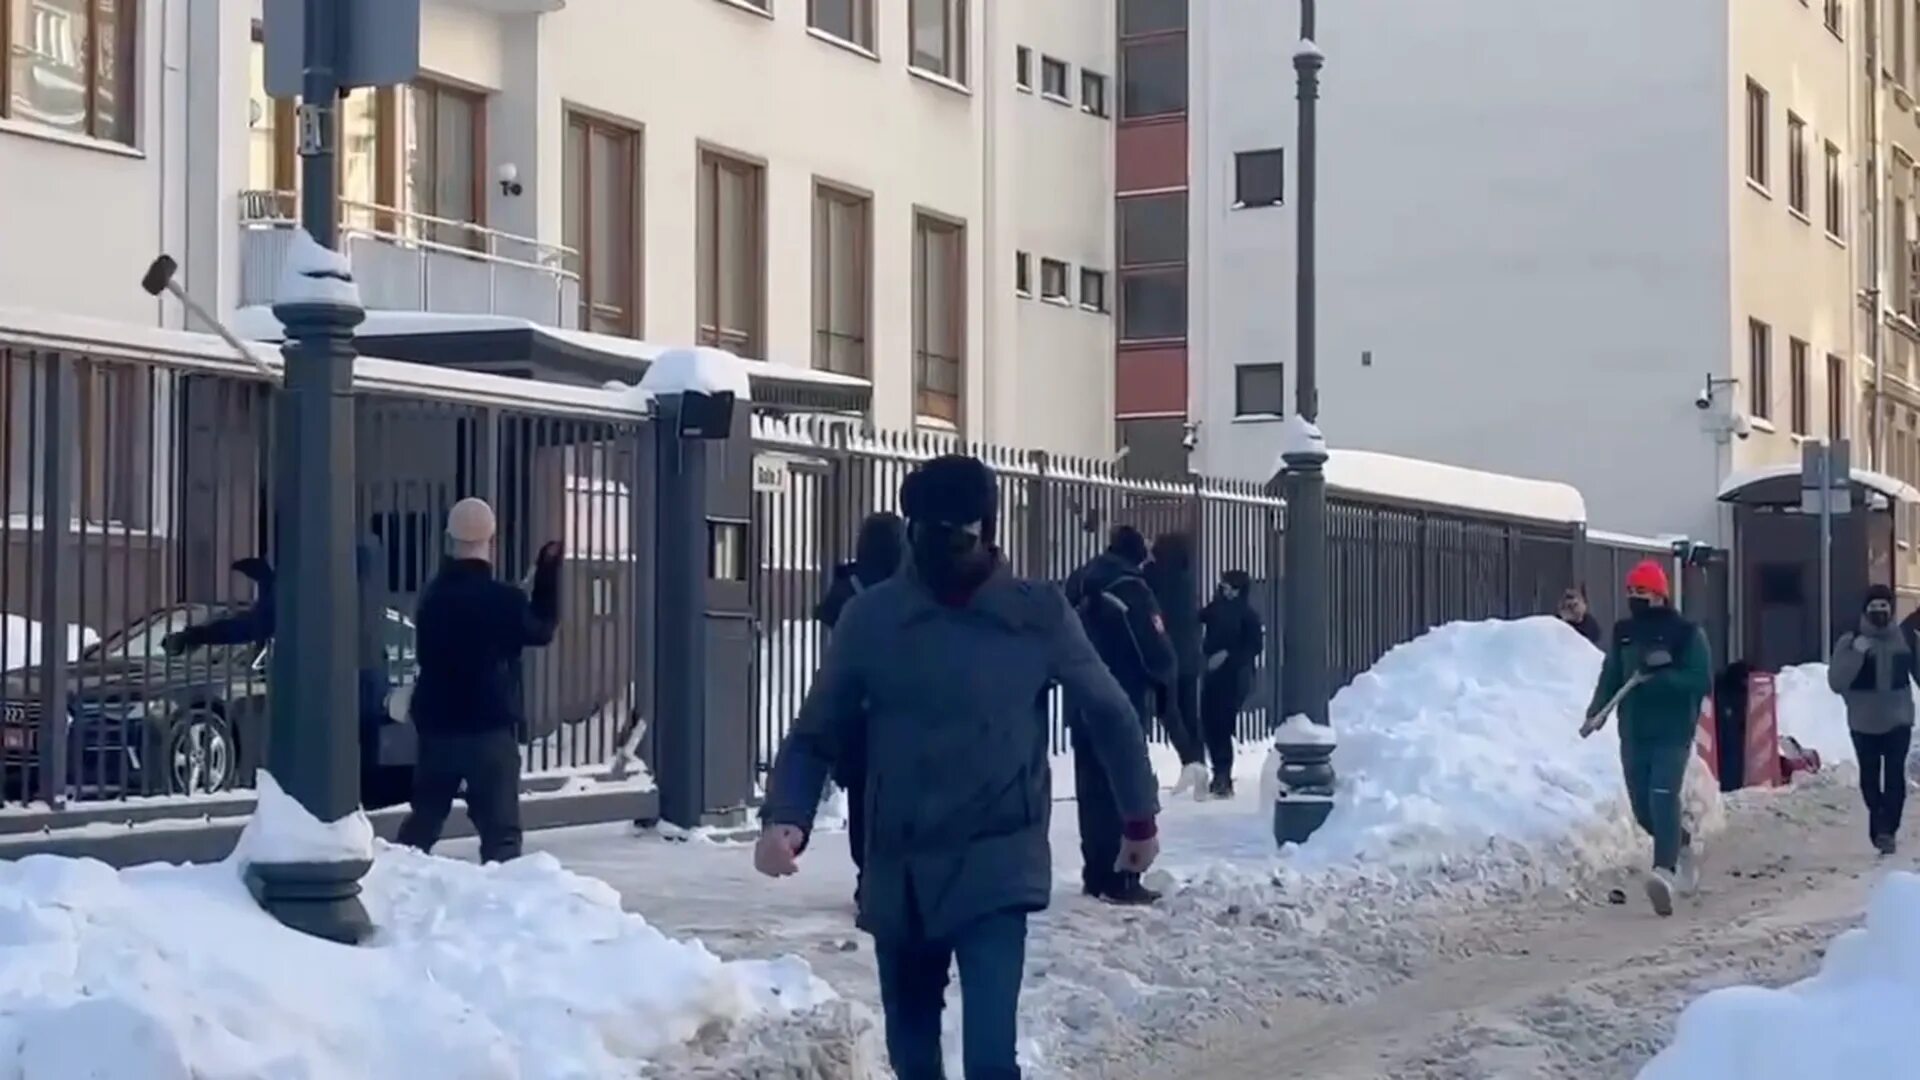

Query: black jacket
<box><xmin>1065</xmin><ymin>552</ymin><xmax>1177</xmax><ymax>695</ymax></box>
<box><xmin>1563</xmin><ymin>612</ymin><xmax>1602</xmax><ymax>645</ymax></box>
<box><xmin>1201</xmin><ymin>593</ymin><xmax>1265</xmax><ymax>671</ymax></box>
<box><xmin>410</xmin><ymin>554</ymin><xmax>560</xmax><ymax>737</ymax></box>
<box><xmin>1144</xmin><ymin>558</ymin><xmax>1203</xmax><ymax>676</ymax></box>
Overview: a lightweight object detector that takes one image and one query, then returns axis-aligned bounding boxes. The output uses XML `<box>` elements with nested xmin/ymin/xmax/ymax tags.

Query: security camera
<box><xmin>1695</xmin><ymin>389</ymin><xmax>1714</xmax><ymax>411</ymax></box>
<box><xmin>1181</xmin><ymin>423</ymin><xmax>1200</xmax><ymax>451</ymax></box>
<box><xmin>1732</xmin><ymin>414</ymin><xmax>1753</xmax><ymax>440</ymax></box>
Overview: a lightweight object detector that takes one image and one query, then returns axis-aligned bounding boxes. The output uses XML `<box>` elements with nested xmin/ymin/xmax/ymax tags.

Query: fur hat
<box><xmin>900</xmin><ymin>456</ymin><xmax>999</xmax><ymax>539</ymax></box>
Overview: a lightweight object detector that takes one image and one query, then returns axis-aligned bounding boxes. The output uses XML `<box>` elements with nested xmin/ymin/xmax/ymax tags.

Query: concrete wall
<box><xmin>1189</xmin><ymin>0</ymin><xmax>1734</xmax><ymax>541</ymax></box>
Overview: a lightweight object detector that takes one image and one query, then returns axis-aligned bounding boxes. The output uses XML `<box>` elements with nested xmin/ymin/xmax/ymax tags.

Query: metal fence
<box><xmin>0</xmin><ymin>331</ymin><xmax>650</xmax><ymax>812</ymax></box>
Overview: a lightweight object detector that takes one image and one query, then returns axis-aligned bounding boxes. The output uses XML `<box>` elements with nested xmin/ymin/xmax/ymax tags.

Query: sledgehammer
<box><xmin>1579</xmin><ymin>671</ymin><xmax>1649</xmax><ymax>738</ymax></box>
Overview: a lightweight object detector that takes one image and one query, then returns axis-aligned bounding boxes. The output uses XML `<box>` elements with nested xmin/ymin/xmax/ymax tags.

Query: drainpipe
<box><xmin>1870</xmin><ymin>0</ymin><xmax>1887</xmax><ymax>470</ymax></box>
<box><xmin>979</xmin><ymin>0</ymin><xmax>997</xmax><ymax>443</ymax></box>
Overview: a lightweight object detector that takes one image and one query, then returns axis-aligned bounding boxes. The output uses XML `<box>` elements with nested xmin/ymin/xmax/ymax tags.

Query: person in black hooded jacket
<box><xmin>812</xmin><ymin>511</ymin><xmax>905</xmax><ymax>875</ymax></box>
<box><xmin>1199</xmin><ymin>570</ymin><xmax>1265</xmax><ymax>797</ymax></box>
<box><xmin>1145</xmin><ymin>531</ymin><xmax>1208</xmax><ymax>797</ymax></box>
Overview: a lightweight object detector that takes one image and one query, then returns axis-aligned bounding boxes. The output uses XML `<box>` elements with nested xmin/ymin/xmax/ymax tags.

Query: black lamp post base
<box><xmin>245</xmin><ymin>859</ymin><xmax>375</xmax><ymax>945</ymax></box>
<box><xmin>1273</xmin><ymin>795</ymin><xmax>1335</xmax><ymax>846</ymax></box>
<box><xmin>1271</xmin><ymin>738</ymin><xmax>1337</xmax><ymax>846</ymax></box>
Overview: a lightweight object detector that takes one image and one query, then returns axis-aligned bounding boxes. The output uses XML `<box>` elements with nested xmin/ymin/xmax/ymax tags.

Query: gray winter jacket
<box><xmin>761</xmin><ymin>565</ymin><xmax>1160</xmax><ymax>944</ymax></box>
<box><xmin>1828</xmin><ymin>621</ymin><xmax>1919</xmax><ymax>735</ymax></box>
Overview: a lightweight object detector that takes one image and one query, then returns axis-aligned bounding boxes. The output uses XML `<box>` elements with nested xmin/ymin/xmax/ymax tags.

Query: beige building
<box><xmin>0</xmin><ymin>0</ymin><xmax>1118</xmax><ymax>458</ymax></box>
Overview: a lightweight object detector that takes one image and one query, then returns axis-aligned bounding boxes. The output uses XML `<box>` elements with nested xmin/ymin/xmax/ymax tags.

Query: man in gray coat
<box><xmin>1829</xmin><ymin>584</ymin><xmax>1917</xmax><ymax>855</ymax></box>
<box><xmin>756</xmin><ymin>455</ymin><xmax>1161</xmax><ymax>1080</ymax></box>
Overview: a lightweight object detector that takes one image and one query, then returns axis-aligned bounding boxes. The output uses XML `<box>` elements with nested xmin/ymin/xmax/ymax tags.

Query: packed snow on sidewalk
<box><xmin>0</xmin><ymin>777</ymin><xmax>844</xmax><ymax>1080</ymax></box>
<box><xmin>1640</xmin><ymin>870</ymin><xmax>1920</xmax><ymax>1080</ymax></box>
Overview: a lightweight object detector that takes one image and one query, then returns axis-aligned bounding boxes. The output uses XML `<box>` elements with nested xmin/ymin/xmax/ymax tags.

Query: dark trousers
<box><xmin>1158</xmin><ymin>672</ymin><xmax>1205</xmax><ymax>766</ymax></box>
<box><xmin>1201</xmin><ymin>665</ymin><xmax>1252</xmax><ymax>778</ymax></box>
<box><xmin>1620</xmin><ymin>739</ymin><xmax>1692</xmax><ymax>871</ymax></box>
<box><xmin>1071</xmin><ymin>690</ymin><xmax>1148</xmax><ymax>895</ymax></box>
<box><xmin>845</xmin><ymin>778</ymin><xmax>868</xmax><ymax>875</ymax></box>
<box><xmin>1851</xmin><ymin>727</ymin><xmax>1913</xmax><ymax>839</ymax></box>
<box><xmin>875</xmin><ymin>908</ymin><xmax>1028</xmax><ymax>1080</ymax></box>
<box><xmin>397</xmin><ymin>729</ymin><xmax>524</xmax><ymax>863</ymax></box>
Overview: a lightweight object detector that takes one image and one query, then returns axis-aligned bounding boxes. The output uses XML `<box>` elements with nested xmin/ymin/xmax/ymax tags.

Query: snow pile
<box><xmin>638</xmin><ymin>345</ymin><xmax>753</xmax><ymax>402</ymax></box>
<box><xmin>0</xmin><ymin>846</ymin><xmax>837</xmax><ymax>1079</ymax></box>
<box><xmin>230</xmin><ymin>770</ymin><xmax>375</xmax><ymax>866</ymax></box>
<box><xmin>1640</xmin><ymin>871</ymin><xmax>1920</xmax><ymax>1080</ymax></box>
<box><xmin>1771</xmin><ymin>661</ymin><xmax>1908</xmax><ymax>767</ymax></box>
<box><xmin>0</xmin><ymin>614</ymin><xmax>97</xmax><ymax>672</ymax></box>
<box><xmin>274</xmin><ymin>228</ymin><xmax>361</xmax><ymax>309</ymax></box>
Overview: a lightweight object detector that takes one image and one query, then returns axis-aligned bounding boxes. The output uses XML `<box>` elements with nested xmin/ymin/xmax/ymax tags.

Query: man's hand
<box><xmin>1579</xmin><ymin>713</ymin><xmax>1606</xmax><ymax>739</ymax></box>
<box><xmin>1116</xmin><ymin>834</ymin><xmax>1160</xmax><ymax>875</ymax></box>
<box><xmin>1852</xmin><ymin>634</ymin><xmax>1874</xmax><ymax>655</ymax></box>
<box><xmin>754</xmin><ymin>824</ymin><xmax>805</xmax><ymax>877</ymax></box>
<box><xmin>161</xmin><ymin>632</ymin><xmax>189</xmax><ymax>657</ymax></box>
<box><xmin>537</xmin><ymin>540</ymin><xmax>564</xmax><ymax>565</ymax></box>
<box><xmin>1206</xmin><ymin>652</ymin><xmax>1227</xmax><ymax>672</ymax></box>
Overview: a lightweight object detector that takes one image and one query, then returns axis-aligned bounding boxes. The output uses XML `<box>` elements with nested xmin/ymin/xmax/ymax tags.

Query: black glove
<box><xmin>1642</xmin><ymin>648</ymin><xmax>1673</xmax><ymax>671</ymax></box>
<box><xmin>161</xmin><ymin>631</ymin><xmax>189</xmax><ymax>657</ymax></box>
<box><xmin>536</xmin><ymin>540</ymin><xmax>564</xmax><ymax>566</ymax></box>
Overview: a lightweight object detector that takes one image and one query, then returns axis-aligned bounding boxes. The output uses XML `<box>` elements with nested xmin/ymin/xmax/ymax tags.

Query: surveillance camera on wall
<box><xmin>1694</xmin><ymin>390</ymin><xmax>1714</xmax><ymax>411</ymax></box>
<box><xmin>1181</xmin><ymin>424</ymin><xmax>1200</xmax><ymax>451</ymax></box>
<box><xmin>1732</xmin><ymin>413</ymin><xmax>1753</xmax><ymax>439</ymax></box>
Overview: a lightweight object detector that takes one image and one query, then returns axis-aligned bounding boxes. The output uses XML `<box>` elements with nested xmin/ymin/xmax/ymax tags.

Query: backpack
<box><xmin>1075</xmin><ymin>573</ymin><xmax>1153</xmax><ymax>679</ymax></box>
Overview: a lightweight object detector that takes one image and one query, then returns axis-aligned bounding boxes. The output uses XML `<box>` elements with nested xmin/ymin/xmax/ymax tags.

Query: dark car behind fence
<box><xmin>0</xmin><ymin>327</ymin><xmax>651</xmax><ymax>819</ymax></box>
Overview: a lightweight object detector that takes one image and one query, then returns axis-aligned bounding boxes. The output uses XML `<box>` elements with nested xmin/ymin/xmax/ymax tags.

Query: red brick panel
<box><xmin>1116</xmin><ymin>344</ymin><xmax>1188</xmax><ymax>417</ymax></box>
<box><xmin>1117</xmin><ymin>120</ymin><xmax>1188</xmax><ymax>194</ymax></box>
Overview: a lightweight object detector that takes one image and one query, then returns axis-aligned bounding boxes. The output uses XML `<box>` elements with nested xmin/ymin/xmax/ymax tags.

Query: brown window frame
<box><xmin>1744</xmin><ymin>79</ymin><xmax>1768</xmax><ymax>188</ymax></box>
<box><xmin>246</xmin><ymin>29</ymin><xmax>401</xmax><ymax>220</ymax></box>
<box><xmin>908</xmin><ymin>0</ymin><xmax>968</xmax><ymax>85</ymax></box>
<box><xmin>1</xmin><ymin>0</ymin><xmax>140</xmax><ymax>145</ymax></box>
<box><xmin>1789</xmin><ymin>337</ymin><xmax>1810</xmax><ymax>435</ymax></box>
<box><xmin>564</xmin><ymin>108</ymin><xmax>645</xmax><ymax>338</ymax></box>
<box><xmin>403</xmin><ymin>77</ymin><xmax>489</xmax><ymax>241</ymax></box>
<box><xmin>1786</xmin><ymin>113</ymin><xmax>1807</xmax><ymax>215</ymax></box>
<box><xmin>913</xmin><ymin>212</ymin><xmax>967</xmax><ymax>426</ymax></box>
<box><xmin>247</xmin><ymin>23</ymin><xmax>298</xmax><ymax>195</ymax></box>
<box><xmin>1825</xmin><ymin>140</ymin><xmax>1846</xmax><ymax>238</ymax></box>
<box><xmin>812</xmin><ymin>181</ymin><xmax>872</xmax><ymax>378</ymax></box>
<box><xmin>697</xmin><ymin>148</ymin><xmax>768</xmax><ymax>358</ymax></box>
<box><xmin>1828</xmin><ymin>353</ymin><xmax>1847</xmax><ymax>438</ymax></box>
<box><xmin>808</xmin><ymin>0</ymin><xmax>875</xmax><ymax>51</ymax></box>
<box><xmin>1748</xmin><ymin>318</ymin><xmax>1772</xmax><ymax>421</ymax></box>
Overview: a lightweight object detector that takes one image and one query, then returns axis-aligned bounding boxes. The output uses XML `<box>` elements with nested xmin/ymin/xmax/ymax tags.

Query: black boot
<box><xmin>1208</xmin><ymin>774</ymin><xmax>1235</xmax><ymax>799</ymax></box>
<box><xmin>1098</xmin><ymin>873</ymin><xmax>1161</xmax><ymax>907</ymax></box>
<box><xmin>1874</xmin><ymin>833</ymin><xmax>1897</xmax><ymax>856</ymax></box>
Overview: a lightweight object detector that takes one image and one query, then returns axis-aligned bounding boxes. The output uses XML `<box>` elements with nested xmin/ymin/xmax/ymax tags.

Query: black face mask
<box><xmin>911</xmin><ymin>522</ymin><xmax>994</xmax><ymax>596</ymax></box>
<box><xmin>1869</xmin><ymin>610</ymin><xmax>1893</xmax><ymax>629</ymax></box>
<box><xmin>1627</xmin><ymin>597</ymin><xmax>1654</xmax><ymax>618</ymax></box>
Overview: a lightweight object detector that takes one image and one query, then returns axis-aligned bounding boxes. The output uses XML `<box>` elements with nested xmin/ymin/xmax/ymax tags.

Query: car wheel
<box><xmin>166</xmin><ymin>710</ymin><xmax>237</xmax><ymax>795</ymax></box>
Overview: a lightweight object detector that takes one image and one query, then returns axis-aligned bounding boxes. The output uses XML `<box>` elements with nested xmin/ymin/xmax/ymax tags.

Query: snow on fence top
<box><xmin>0</xmin><ymin>306</ymin><xmax>648</xmax><ymax>422</ymax></box>
<box><xmin>1324</xmin><ymin>449</ymin><xmax>1587</xmax><ymax>525</ymax></box>
<box><xmin>635</xmin><ymin>346</ymin><xmax>752</xmax><ymax>401</ymax></box>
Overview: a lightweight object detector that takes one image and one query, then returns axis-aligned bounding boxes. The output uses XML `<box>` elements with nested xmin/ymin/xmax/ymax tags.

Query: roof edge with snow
<box><xmin>1323</xmin><ymin>449</ymin><xmax>1588</xmax><ymax>525</ymax></box>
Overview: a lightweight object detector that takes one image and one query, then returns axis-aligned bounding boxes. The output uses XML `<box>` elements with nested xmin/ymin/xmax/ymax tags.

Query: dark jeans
<box><xmin>1201</xmin><ymin>665</ymin><xmax>1252</xmax><ymax>778</ymax></box>
<box><xmin>875</xmin><ymin>908</ymin><xmax>1029</xmax><ymax>1080</ymax></box>
<box><xmin>1850</xmin><ymin>727</ymin><xmax>1913</xmax><ymax>839</ymax></box>
<box><xmin>845</xmin><ymin>778</ymin><xmax>868</xmax><ymax>875</ymax></box>
<box><xmin>1158</xmin><ymin>672</ymin><xmax>1205</xmax><ymax>767</ymax></box>
<box><xmin>397</xmin><ymin>729</ymin><xmax>524</xmax><ymax>863</ymax></box>
<box><xmin>1070</xmin><ymin>690</ymin><xmax>1148</xmax><ymax>895</ymax></box>
<box><xmin>1621</xmin><ymin>739</ymin><xmax>1692</xmax><ymax>871</ymax></box>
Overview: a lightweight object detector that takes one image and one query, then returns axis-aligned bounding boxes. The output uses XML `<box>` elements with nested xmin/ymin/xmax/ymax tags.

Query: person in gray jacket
<box><xmin>755</xmin><ymin>454</ymin><xmax>1161</xmax><ymax>1080</ymax></box>
<box><xmin>1829</xmin><ymin>584</ymin><xmax>1918</xmax><ymax>855</ymax></box>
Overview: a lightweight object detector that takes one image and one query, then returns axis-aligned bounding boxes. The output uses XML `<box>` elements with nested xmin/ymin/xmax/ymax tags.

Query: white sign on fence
<box><xmin>752</xmin><ymin>455</ymin><xmax>792</xmax><ymax>496</ymax></box>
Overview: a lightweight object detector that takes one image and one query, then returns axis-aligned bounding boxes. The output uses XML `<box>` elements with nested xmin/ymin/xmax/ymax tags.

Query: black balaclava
<box><xmin>900</xmin><ymin>455</ymin><xmax>1000</xmax><ymax>601</ymax></box>
<box><xmin>1865</xmin><ymin>584</ymin><xmax>1897</xmax><ymax>630</ymax></box>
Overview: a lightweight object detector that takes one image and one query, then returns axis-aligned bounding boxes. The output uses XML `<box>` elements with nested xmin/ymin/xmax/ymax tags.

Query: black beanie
<box><xmin>1865</xmin><ymin>583</ymin><xmax>1896</xmax><ymax>608</ymax></box>
<box><xmin>901</xmin><ymin>455</ymin><xmax>999</xmax><ymax>540</ymax></box>
<box><xmin>1107</xmin><ymin>525</ymin><xmax>1149</xmax><ymax>565</ymax></box>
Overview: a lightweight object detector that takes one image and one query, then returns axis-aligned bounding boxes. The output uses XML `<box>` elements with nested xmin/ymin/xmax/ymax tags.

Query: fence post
<box><xmin>1415</xmin><ymin>511</ymin><xmax>1430</xmax><ymax>630</ymax></box>
<box><xmin>652</xmin><ymin>396</ymin><xmax>710</xmax><ymax>828</ymax></box>
<box><xmin>37</xmin><ymin>353</ymin><xmax>69</xmax><ymax>810</ymax></box>
<box><xmin>1024</xmin><ymin>450</ymin><xmax>1051</xmax><ymax>580</ymax></box>
<box><xmin>471</xmin><ymin>407</ymin><xmax>499</xmax><ymax>504</ymax></box>
<box><xmin>1504</xmin><ymin>524</ymin><xmax>1519</xmax><ymax>616</ymax></box>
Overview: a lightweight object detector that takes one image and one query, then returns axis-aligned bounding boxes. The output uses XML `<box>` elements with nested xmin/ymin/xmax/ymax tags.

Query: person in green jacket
<box><xmin>1581</xmin><ymin>559</ymin><xmax>1712</xmax><ymax>917</ymax></box>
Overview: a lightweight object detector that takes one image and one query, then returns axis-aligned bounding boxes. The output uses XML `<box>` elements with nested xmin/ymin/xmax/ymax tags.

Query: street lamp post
<box><xmin>1273</xmin><ymin>0</ymin><xmax>1336</xmax><ymax>847</ymax></box>
<box><xmin>248</xmin><ymin>0</ymin><xmax>371</xmax><ymax>944</ymax></box>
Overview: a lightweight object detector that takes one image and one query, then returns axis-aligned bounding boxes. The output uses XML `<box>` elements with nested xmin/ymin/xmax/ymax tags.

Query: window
<box><xmin>564</xmin><ymin>111</ymin><xmax>643</xmax><ymax>337</ymax></box>
<box><xmin>909</xmin><ymin>0</ymin><xmax>967</xmax><ymax>84</ymax></box>
<box><xmin>1121</xmin><ymin>38</ymin><xmax>1186</xmax><ymax>119</ymax></box>
<box><xmin>1040</xmin><ymin>56</ymin><xmax>1069</xmax><ymax>100</ymax></box>
<box><xmin>1744</xmin><ymin>80</ymin><xmax>1769</xmax><ymax>188</ymax></box>
<box><xmin>809</xmin><ymin>0</ymin><xmax>874</xmax><ymax>50</ymax></box>
<box><xmin>1787</xmin><ymin>114</ymin><xmax>1808</xmax><ymax>215</ymax></box>
<box><xmin>913</xmin><ymin>214</ymin><xmax>966</xmax><ymax>424</ymax></box>
<box><xmin>1118</xmin><ymin>193</ymin><xmax>1187</xmax><ymax>342</ymax></box>
<box><xmin>1829</xmin><ymin>353</ymin><xmax>1847</xmax><ymax>438</ymax></box>
<box><xmin>1082</xmin><ymin>70</ymin><xmax>1109</xmax><ymax>117</ymax></box>
<box><xmin>1898</xmin><ymin>0</ymin><xmax>1910</xmax><ymax>86</ymax></box>
<box><xmin>247</xmin><ymin>29</ymin><xmax>295</xmax><ymax>192</ymax></box>
<box><xmin>1039</xmin><ymin>258</ymin><xmax>1069</xmax><ymax>301</ymax></box>
<box><xmin>1015</xmin><ymin>45</ymin><xmax>1032</xmax><ymax>89</ymax></box>
<box><xmin>698</xmin><ymin>150</ymin><xmax>766</xmax><ymax>357</ymax></box>
<box><xmin>1748</xmin><ymin>319</ymin><xmax>1773</xmax><ymax>421</ymax></box>
<box><xmin>1826</xmin><ymin>140</ymin><xmax>1845</xmax><ymax>238</ymax></box>
<box><xmin>1119</xmin><ymin>193</ymin><xmax>1187</xmax><ymax>265</ymax></box>
<box><xmin>243</xmin><ymin>32</ymin><xmax>403</xmax><ymax>215</ymax></box>
<box><xmin>1235</xmin><ymin>148</ymin><xmax>1286</xmax><ymax>208</ymax></box>
<box><xmin>1120</xmin><ymin>0</ymin><xmax>1187</xmax><ymax>35</ymax></box>
<box><xmin>1790</xmin><ymin>338</ymin><xmax>1810</xmax><ymax>435</ymax></box>
<box><xmin>812</xmin><ymin>183</ymin><xmax>870</xmax><ymax>377</ymax></box>
<box><xmin>1080</xmin><ymin>267</ymin><xmax>1108</xmax><ymax>312</ymax></box>
<box><xmin>1235</xmin><ymin>364</ymin><xmax>1285</xmax><ymax>418</ymax></box>
<box><xmin>1014</xmin><ymin>251</ymin><xmax>1031</xmax><ymax>295</ymax></box>
<box><xmin>1826</xmin><ymin>0</ymin><xmax>1843</xmax><ymax>37</ymax></box>
<box><xmin>3</xmin><ymin>0</ymin><xmax>138</xmax><ymax>144</ymax></box>
<box><xmin>404</xmin><ymin>80</ymin><xmax>485</xmax><ymax>247</ymax></box>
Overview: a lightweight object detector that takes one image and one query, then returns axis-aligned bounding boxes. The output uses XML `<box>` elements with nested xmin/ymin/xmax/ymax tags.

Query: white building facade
<box><xmin>0</xmin><ymin>0</ymin><xmax>1117</xmax><ymax>457</ymax></box>
<box><xmin>1180</xmin><ymin>0</ymin><xmax>1866</xmax><ymax>543</ymax></box>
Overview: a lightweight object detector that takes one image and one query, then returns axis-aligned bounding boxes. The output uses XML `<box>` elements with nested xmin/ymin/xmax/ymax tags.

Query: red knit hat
<box><xmin>1625</xmin><ymin>559</ymin><xmax>1670</xmax><ymax>599</ymax></box>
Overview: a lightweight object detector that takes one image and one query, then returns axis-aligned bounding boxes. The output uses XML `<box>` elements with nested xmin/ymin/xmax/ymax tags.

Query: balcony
<box><xmin>238</xmin><ymin>191</ymin><xmax>582</xmax><ymax>329</ymax></box>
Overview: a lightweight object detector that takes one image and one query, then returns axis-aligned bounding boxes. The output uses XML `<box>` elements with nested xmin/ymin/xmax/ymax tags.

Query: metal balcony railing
<box><xmin>237</xmin><ymin>190</ymin><xmax>583</xmax><ymax>329</ymax></box>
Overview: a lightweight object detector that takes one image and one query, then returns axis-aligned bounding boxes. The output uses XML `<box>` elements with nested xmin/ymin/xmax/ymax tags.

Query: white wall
<box><xmin>987</xmin><ymin>1</ymin><xmax>1117</xmax><ymax>458</ymax></box>
<box><xmin>0</xmin><ymin>0</ymin><xmax>187</xmax><ymax>327</ymax></box>
<box><xmin>1190</xmin><ymin>0</ymin><xmax>1733</xmax><ymax>541</ymax></box>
